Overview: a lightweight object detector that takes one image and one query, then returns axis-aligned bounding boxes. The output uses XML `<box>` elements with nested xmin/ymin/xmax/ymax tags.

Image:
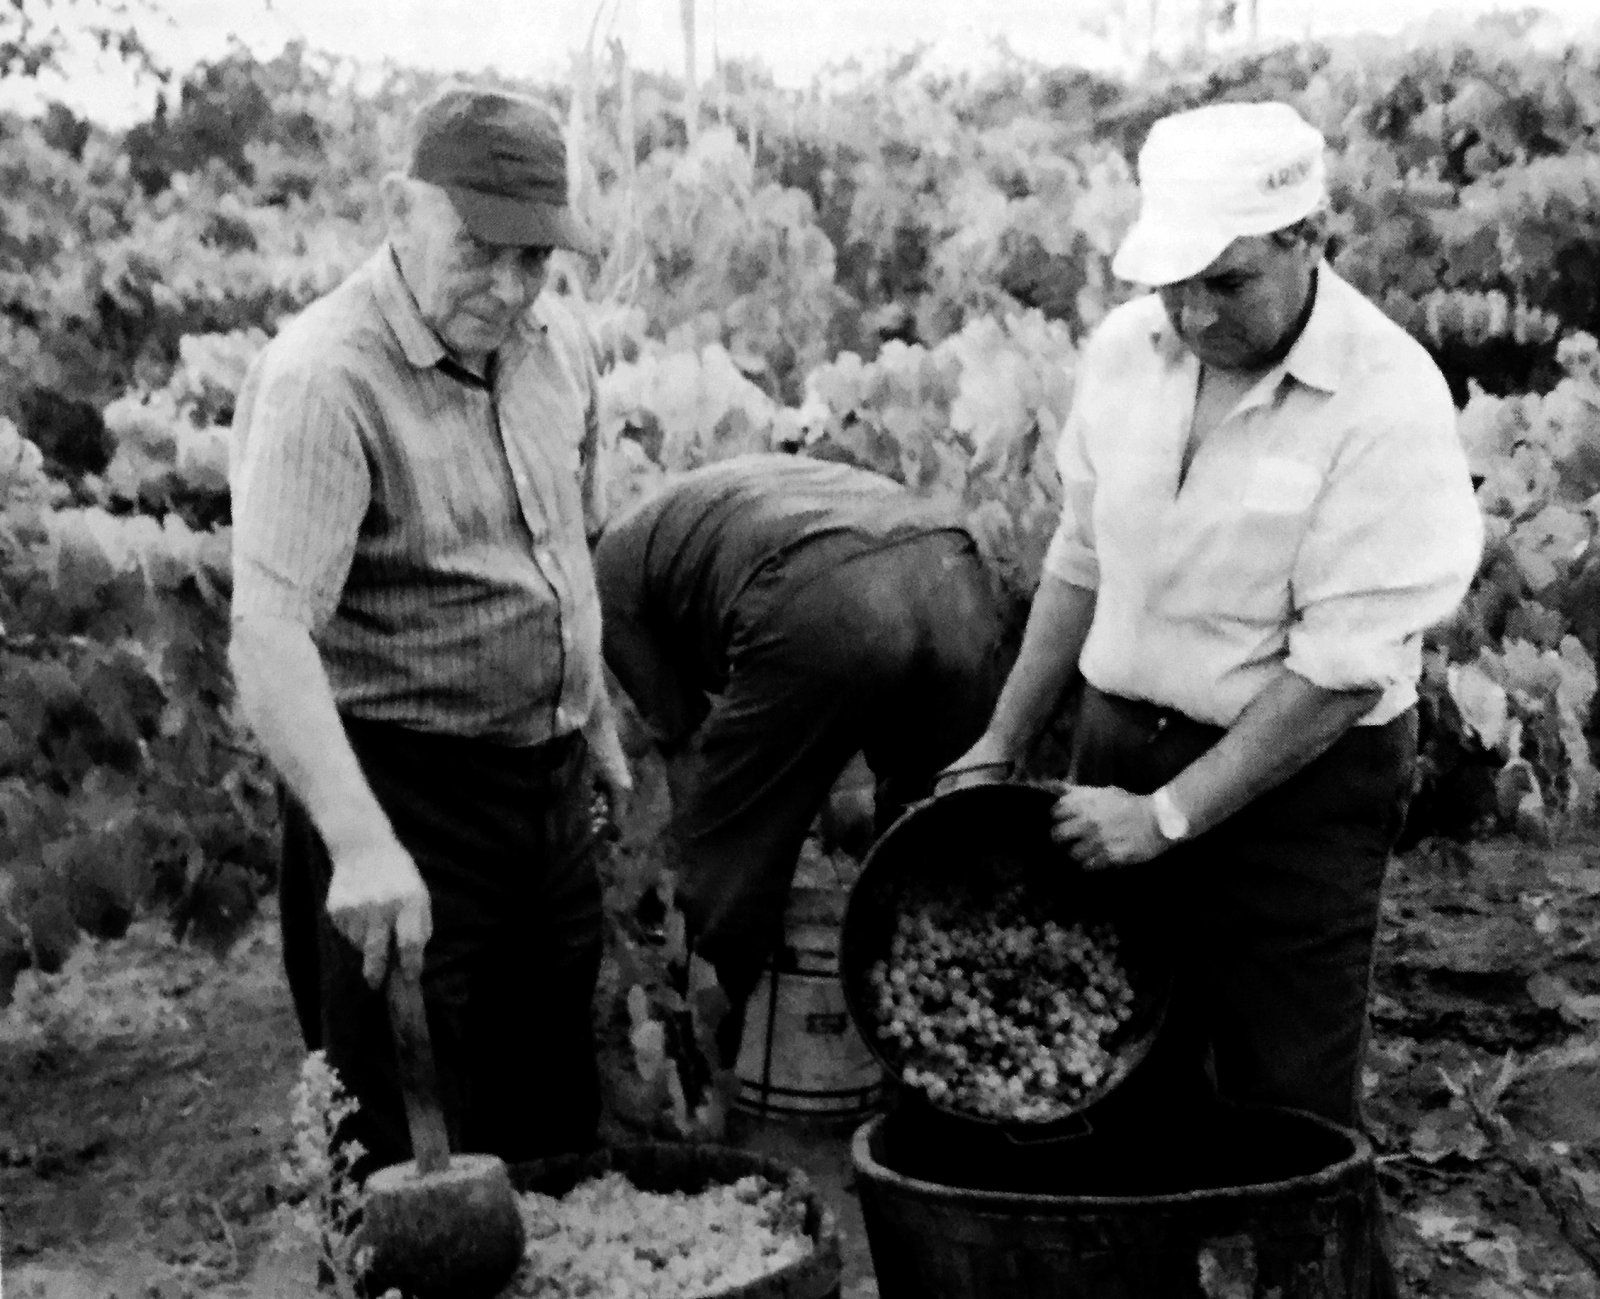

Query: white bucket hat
<box><xmin>1112</xmin><ymin>101</ymin><xmax>1327</xmax><ymax>287</ymax></box>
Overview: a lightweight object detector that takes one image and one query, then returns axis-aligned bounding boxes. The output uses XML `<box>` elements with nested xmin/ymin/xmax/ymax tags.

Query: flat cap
<box><xmin>408</xmin><ymin>83</ymin><xmax>596</xmax><ymax>256</ymax></box>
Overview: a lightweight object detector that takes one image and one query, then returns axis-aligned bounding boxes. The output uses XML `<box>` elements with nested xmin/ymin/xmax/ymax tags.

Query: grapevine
<box><xmin>1</xmin><ymin>6</ymin><xmax>1599</xmax><ymax>1034</ymax></box>
<box><xmin>868</xmin><ymin>882</ymin><xmax>1137</xmax><ymax>1123</ymax></box>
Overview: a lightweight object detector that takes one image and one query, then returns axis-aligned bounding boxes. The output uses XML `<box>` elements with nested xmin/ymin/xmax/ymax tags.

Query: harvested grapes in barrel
<box><xmin>509</xmin><ymin>1171</ymin><xmax>813</xmax><ymax>1298</ymax></box>
<box><xmin>867</xmin><ymin>882</ymin><xmax>1137</xmax><ymax>1122</ymax></box>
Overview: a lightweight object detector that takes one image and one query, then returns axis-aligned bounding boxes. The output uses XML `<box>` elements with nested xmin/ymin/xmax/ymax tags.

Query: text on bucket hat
<box><xmin>1112</xmin><ymin>101</ymin><xmax>1326</xmax><ymax>287</ymax></box>
<box><xmin>407</xmin><ymin>84</ymin><xmax>596</xmax><ymax>256</ymax></box>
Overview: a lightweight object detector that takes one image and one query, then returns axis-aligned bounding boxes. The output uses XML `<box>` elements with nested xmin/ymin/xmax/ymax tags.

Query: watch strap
<box><xmin>1151</xmin><ymin>784</ymin><xmax>1191</xmax><ymax>842</ymax></box>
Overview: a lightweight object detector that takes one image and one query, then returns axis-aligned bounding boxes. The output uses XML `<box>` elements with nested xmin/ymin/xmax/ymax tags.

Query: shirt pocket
<box><xmin>1241</xmin><ymin>457</ymin><xmax>1322</xmax><ymax>515</ymax></box>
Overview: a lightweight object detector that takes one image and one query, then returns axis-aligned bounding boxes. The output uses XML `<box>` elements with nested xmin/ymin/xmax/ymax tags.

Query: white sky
<box><xmin>11</xmin><ymin>0</ymin><xmax>1600</xmax><ymax>126</ymax></box>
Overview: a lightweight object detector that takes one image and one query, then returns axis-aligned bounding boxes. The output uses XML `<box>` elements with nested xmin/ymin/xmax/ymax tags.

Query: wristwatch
<box><xmin>1150</xmin><ymin>785</ymin><xmax>1191</xmax><ymax>843</ymax></box>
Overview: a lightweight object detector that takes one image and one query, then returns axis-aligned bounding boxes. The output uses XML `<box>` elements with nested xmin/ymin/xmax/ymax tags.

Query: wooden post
<box><xmin>566</xmin><ymin>0</ymin><xmax>606</xmax><ymax>229</ymax></box>
<box><xmin>680</xmin><ymin>0</ymin><xmax>699</xmax><ymax>145</ymax></box>
<box><xmin>613</xmin><ymin>36</ymin><xmax>636</xmax><ymax>193</ymax></box>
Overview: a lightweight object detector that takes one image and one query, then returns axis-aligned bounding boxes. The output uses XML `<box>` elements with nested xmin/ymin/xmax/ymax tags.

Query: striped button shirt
<box><xmin>1042</xmin><ymin>265</ymin><xmax>1484</xmax><ymax>728</ymax></box>
<box><xmin>230</xmin><ymin>247</ymin><xmax>607</xmax><ymax>746</ymax></box>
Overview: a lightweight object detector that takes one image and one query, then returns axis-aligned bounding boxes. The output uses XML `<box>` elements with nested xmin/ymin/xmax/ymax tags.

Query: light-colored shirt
<box><xmin>1042</xmin><ymin>265</ymin><xmax>1483</xmax><ymax>728</ymax></box>
<box><xmin>230</xmin><ymin>247</ymin><xmax>607</xmax><ymax>746</ymax></box>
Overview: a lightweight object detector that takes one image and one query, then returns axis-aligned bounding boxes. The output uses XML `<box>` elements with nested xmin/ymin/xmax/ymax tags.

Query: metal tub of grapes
<box><xmin>839</xmin><ymin>772</ymin><xmax>1173</xmax><ymax>1158</ymax></box>
<box><xmin>839</xmin><ymin>773</ymin><xmax>1382</xmax><ymax>1299</ymax></box>
<box><xmin>507</xmin><ymin>1141</ymin><xmax>841</xmax><ymax>1298</ymax></box>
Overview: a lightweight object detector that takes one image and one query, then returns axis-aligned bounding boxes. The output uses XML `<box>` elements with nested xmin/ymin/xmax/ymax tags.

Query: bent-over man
<box><xmin>595</xmin><ymin>452</ymin><xmax>1007</xmax><ymax>1055</ymax></box>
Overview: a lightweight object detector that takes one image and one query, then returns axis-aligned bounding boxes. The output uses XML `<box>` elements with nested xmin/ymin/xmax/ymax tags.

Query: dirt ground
<box><xmin>0</xmin><ymin>918</ymin><xmax>307</xmax><ymax>1298</ymax></box>
<box><xmin>0</xmin><ymin>907</ymin><xmax>878</xmax><ymax>1299</ymax></box>
<box><xmin>3</xmin><ymin>835</ymin><xmax>1600</xmax><ymax>1298</ymax></box>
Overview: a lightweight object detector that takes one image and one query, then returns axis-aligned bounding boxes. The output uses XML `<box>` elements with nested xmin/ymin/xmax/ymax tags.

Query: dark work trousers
<box><xmin>1071</xmin><ymin>686</ymin><xmax>1413</xmax><ymax>1299</ymax></box>
<box><xmin>278</xmin><ymin>717</ymin><xmax>604</xmax><ymax>1181</ymax></box>
<box><xmin>673</xmin><ymin>531</ymin><xmax>1005</xmax><ymax>1033</ymax></box>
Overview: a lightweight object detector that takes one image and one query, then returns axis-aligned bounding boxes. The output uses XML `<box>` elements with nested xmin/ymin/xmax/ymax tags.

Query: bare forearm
<box><xmin>230</xmin><ymin>613</ymin><xmax>432</xmax><ymax>981</ymax></box>
<box><xmin>228</xmin><ymin>613</ymin><xmax>398</xmax><ymax>860</ymax></box>
<box><xmin>582</xmin><ymin>673</ymin><xmax>634</xmax><ymax>799</ymax></box>
<box><xmin>1053</xmin><ymin>669</ymin><xmax>1381</xmax><ymax>869</ymax></box>
<box><xmin>981</xmin><ymin>577</ymin><xmax>1097</xmax><ymax>760</ymax></box>
<box><xmin>1166</xmin><ymin>670</ymin><xmax>1381</xmax><ymax>838</ymax></box>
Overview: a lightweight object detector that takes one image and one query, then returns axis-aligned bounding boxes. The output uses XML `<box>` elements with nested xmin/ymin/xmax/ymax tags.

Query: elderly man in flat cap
<box><xmin>956</xmin><ymin>100</ymin><xmax>1483</xmax><ymax>1290</ymax></box>
<box><xmin>230</xmin><ymin>83</ymin><xmax>629</xmax><ymax>1173</ymax></box>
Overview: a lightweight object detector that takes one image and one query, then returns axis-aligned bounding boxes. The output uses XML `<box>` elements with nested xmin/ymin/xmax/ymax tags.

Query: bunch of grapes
<box><xmin>511</xmin><ymin>1172</ymin><xmax>812</xmax><ymax>1298</ymax></box>
<box><xmin>867</xmin><ymin>883</ymin><xmax>1137</xmax><ymax>1122</ymax></box>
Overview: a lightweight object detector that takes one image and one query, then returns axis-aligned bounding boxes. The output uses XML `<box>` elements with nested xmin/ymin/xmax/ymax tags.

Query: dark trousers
<box><xmin>1069</xmin><ymin>686</ymin><xmax>1413</xmax><ymax>1126</ymax></box>
<box><xmin>674</xmin><ymin>531</ymin><xmax>1006</xmax><ymax>1010</ymax></box>
<box><xmin>1072</xmin><ymin>686</ymin><xmax>1413</xmax><ymax>1297</ymax></box>
<box><xmin>278</xmin><ymin>718</ymin><xmax>604</xmax><ymax>1179</ymax></box>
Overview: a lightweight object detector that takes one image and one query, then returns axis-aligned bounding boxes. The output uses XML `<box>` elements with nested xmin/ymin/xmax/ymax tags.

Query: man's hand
<box><xmin>1050</xmin><ymin>784</ymin><xmax>1167</xmax><ymax>871</ymax></box>
<box><xmin>325</xmin><ymin>840</ymin><xmax>433</xmax><ymax>987</ymax></box>
<box><xmin>232</xmin><ymin>613</ymin><xmax>431</xmax><ymax>986</ymax></box>
<box><xmin>583</xmin><ymin>690</ymin><xmax>634</xmax><ymax>805</ymax></box>
<box><xmin>941</xmin><ymin>731</ymin><xmax>1020</xmax><ymax>790</ymax></box>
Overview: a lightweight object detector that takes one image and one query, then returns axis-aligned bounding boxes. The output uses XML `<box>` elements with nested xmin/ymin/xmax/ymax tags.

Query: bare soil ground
<box><xmin>3</xmin><ymin>835</ymin><xmax>1599</xmax><ymax>1298</ymax></box>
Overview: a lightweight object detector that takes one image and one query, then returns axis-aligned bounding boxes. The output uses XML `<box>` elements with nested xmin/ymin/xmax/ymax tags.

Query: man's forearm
<box><xmin>229</xmin><ymin>613</ymin><xmax>399</xmax><ymax>860</ymax></box>
<box><xmin>982</xmin><ymin>577</ymin><xmax>1098</xmax><ymax>760</ymax></box>
<box><xmin>1165</xmin><ymin>670</ymin><xmax>1382</xmax><ymax>839</ymax></box>
<box><xmin>601</xmin><ymin>624</ymin><xmax>707</xmax><ymax>754</ymax></box>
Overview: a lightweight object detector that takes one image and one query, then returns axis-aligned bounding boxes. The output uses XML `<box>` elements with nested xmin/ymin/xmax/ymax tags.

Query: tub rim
<box><xmin>850</xmin><ymin>1106</ymin><xmax>1375</xmax><ymax>1212</ymax></box>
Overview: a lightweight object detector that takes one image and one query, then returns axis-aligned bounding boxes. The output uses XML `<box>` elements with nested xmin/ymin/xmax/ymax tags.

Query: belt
<box><xmin>1082</xmin><ymin>685</ymin><xmax>1225</xmax><ymax>748</ymax></box>
<box><xmin>340</xmin><ymin>713</ymin><xmax>583</xmax><ymax>776</ymax></box>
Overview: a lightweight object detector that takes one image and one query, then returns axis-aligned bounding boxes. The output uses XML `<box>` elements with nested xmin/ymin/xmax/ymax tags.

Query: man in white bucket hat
<box><xmin>955</xmin><ymin>101</ymin><xmax>1483</xmax><ymax>1295</ymax></box>
<box><xmin>1111</xmin><ymin>100</ymin><xmax>1327</xmax><ymax>292</ymax></box>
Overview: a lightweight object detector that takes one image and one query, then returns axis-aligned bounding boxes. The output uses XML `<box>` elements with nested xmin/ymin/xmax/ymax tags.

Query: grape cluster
<box><xmin>511</xmin><ymin>1172</ymin><xmax>812</xmax><ymax>1298</ymax></box>
<box><xmin>867</xmin><ymin>883</ymin><xmax>1137</xmax><ymax>1122</ymax></box>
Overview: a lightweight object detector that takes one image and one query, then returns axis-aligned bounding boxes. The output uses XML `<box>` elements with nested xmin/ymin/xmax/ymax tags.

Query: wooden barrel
<box><xmin>853</xmin><ymin>1103</ymin><xmax>1379</xmax><ymax>1298</ymax></box>
<box><xmin>735</xmin><ymin>886</ymin><xmax>885</xmax><ymax>1120</ymax></box>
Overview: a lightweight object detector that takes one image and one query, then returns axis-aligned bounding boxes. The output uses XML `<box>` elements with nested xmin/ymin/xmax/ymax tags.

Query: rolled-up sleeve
<box><xmin>1287</xmin><ymin>381</ymin><xmax>1484</xmax><ymax>693</ymax></box>
<box><xmin>1040</xmin><ymin>355</ymin><xmax>1101</xmax><ymax>591</ymax></box>
<box><xmin>229</xmin><ymin>357</ymin><xmax>371</xmax><ymax>632</ymax></box>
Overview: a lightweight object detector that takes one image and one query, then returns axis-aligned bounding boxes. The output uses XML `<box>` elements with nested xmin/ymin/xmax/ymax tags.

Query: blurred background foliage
<box><xmin>0</xmin><ymin>10</ymin><xmax>1597</xmax><ymax>992</ymax></box>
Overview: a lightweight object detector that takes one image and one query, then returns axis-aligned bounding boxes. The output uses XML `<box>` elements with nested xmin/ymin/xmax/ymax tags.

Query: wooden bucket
<box><xmin>735</xmin><ymin>886</ymin><xmax>885</xmax><ymax>1121</ymax></box>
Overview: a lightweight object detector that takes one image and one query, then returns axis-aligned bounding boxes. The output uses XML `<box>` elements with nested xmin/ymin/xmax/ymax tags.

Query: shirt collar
<box><xmin>1147</xmin><ymin>260</ymin><xmax>1348</xmax><ymax>397</ymax></box>
<box><xmin>1275</xmin><ymin>263</ymin><xmax>1345</xmax><ymax>395</ymax></box>
<box><xmin>373</xmin><ymin>244</ymin><xmax>450</xmax><ymax>372</ymax></box>
<box><xmin>372</xmin><ymin>244</ymin><xmax>549</xmax><ymax>382</ymax></box>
